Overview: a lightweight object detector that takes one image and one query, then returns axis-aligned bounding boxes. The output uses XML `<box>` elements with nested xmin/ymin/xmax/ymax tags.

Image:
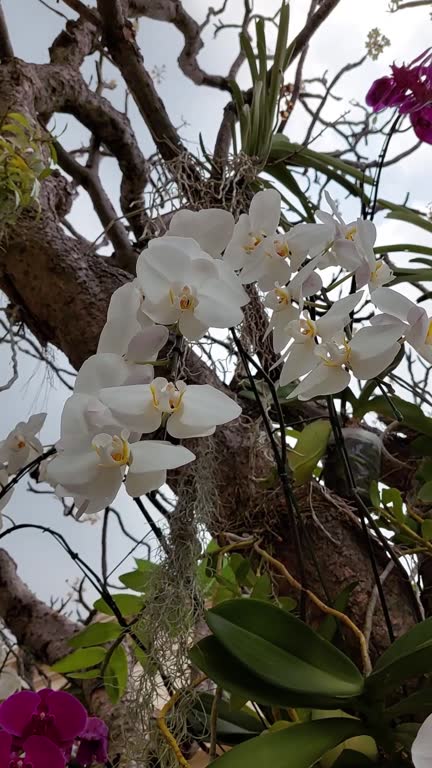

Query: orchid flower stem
<box><xmin>326</xmin><ymin>271</ymin><xmax>354</xmax><ymax>292</ymax></box>
<box><xmin>209</xmin><ymin>686</ymin><xmax>222</xmax><ymax>762</ymax></box>
<box><xmin>368</xmin><ymin>113</ymin><xmax>401</xmax><ymax>221</ymax></box>
<box><xmin>254</xmin><ymin>542</ymin><xmax>372</xmax><ymax>675</ymax></box>
<box><xmin>134</xmin><ymin>496</ymin><xmax>169</xmax><ymax>555</ymax></box>
<box><xmin>374</xmin><ymin>379</ymin><xmax>403</xmax><ymax>421</ymax></box>
<box><xmin>230</xmin><ymin>327</ymin><xmax>307</xmax><ymax>618</ymax></box>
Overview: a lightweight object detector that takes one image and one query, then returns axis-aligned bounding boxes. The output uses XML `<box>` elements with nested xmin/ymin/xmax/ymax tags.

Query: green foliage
<box><xmin>188</xmin><ymin>693</ymin><xmax>265</xmax><ymax>745</ymax></box>
<box><xmin>0</xmin><ymin>112</ymin><xmax>54</xmax><ymax>230</ymax></box>
<box><xmin>93</xmin><ymin>592</ymin><xmax>144</xmax><ymax>616</ymax></box>
<box><xmin>103</xmin><ymin>644</ymin><xmax>128</xmax><ymax>704</ymax></box>
<box><xmin>192</xmin><ymin>600</ymin><xmax>363</xmax><ymax>706</ymax></box>
<box><xmin>68</xmin><ymin>621</ymin><xmax>122</xmax><ymax>648</ymax></box>
<box><xmin>232</xmin><ymin>2</ymin><xmax>290</xmax><ymax>163</ymax></box>
<box><xmin>207</xmin><ymin>718</ymin><xmax>369</xmax><ymax>768</ymax></box>
<box><xmin>288</xmin><ymin>419</ymin><xmax>331</xmax><ymax>485</ymax></box>
<box><xmin>52</xmin><ymin>647</ymin><xmax>106</xmax><ymax>674</ymax></box>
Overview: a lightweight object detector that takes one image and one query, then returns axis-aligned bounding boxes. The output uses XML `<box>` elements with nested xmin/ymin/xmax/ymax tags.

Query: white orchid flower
<box><xmin>97</xmin><ymin>280</ymin><xmax>153</xmax><ymax>356</ymax></box>
<box><xmin>168</xmin><ymin>208</ymin><xmax>235</xmax><ymax>257</ymax></box>
<box><xmin>47</xmin><ymin>427</ymin><xmax>195</xmax><ymax>514</ymax></box>
<box><xmin>264</xmin><ymin>262</ymin><xmax>324</xmax><ymax>353</ymax></box>
<box><xmin>0</xmin><ymin>468</ymin><xmax>14</xmax><ymax>529</ymax></box>
<box><xmin>353</xmin><ymin>224</ymin><xmax>393</xmax><ymax>291</ymax></box>
<box><xmin>240</xmin><ymin>221</ymin><xmax>334</xmax><ymax>291</ymax></box>
<box><xmin>289</xmin><ymin>324</ymin><xmax>402</xmax><ymax>401</ymax></box>
<box><xmin>98</xmin><ymin>378</ymin><xmax>242</xmax><ymax>439</ymax></box>
<box><xmin>75</xmin><ymin>325</ymin><xmax>169</xmax><ymax>394</ymax></box>
<box><xmin>412</xmin><ymin>713</ymin><xmax>432</xmax><ymax>768</ymax></box>
<box><xmin>279</xmin><ymin>293</ymin><xmax>363</xmax><ymax>386</ymax></box>
<box><xmin>137</xmin><ymin>236</ymin><xmax>248</xmax><ymax>340</ymax></box>
<box><xmin>317</xmin><ymin>192</ymin><xmax>376</xmax><ymax>271</ymax></box>
<box><xmin>0</xmin><ymin>644</ymin><xmax>21</xmax><ymax>700</ymax></box>
<box><xmin>372</xmin><ymin>287</ymin><xmax>432</xmax><ymax>363</ymax></box>
<box><xmin>0</xmin><ymin>414</ymin><xmax>46</xmax><ymax>475</ymax></box>
<box><xmin>224</xmin><ymin>189</ymin><xmax>281</xmax><ymax>271</ymax></box>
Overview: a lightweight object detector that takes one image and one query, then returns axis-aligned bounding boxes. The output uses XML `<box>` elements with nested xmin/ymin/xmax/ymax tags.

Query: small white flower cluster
<box><xmin>1</xmin><ymin>187</ymin><xmax>428</xmax><ymax>517</ymax></box>
<box><xmin>0</xmin><ymin>414</ymin><xmax>46</xmax><ymax>525</ymax></box>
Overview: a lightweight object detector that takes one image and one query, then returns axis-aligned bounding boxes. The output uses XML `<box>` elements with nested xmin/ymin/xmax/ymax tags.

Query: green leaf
<box><xmin>93</xmin><ymin>593</ymin><xmax>144</xmax><ymax>616</ymax></box>
<box><xmin>208</xmin><ymin>718</ymin><xmax>368</xmax><ymax>768</ymax></box>
<box><xmin>188</xmin><ymin>693</ymin><xmax>265</xmax><ymax>745</ymax></box>
<box><xmin>67</xmin><ymin>670</ymin><xmax>101</xmax><ymax>680</ymax></box>
<box><xmin>52</xmin><ymin>647</ymin><xmax>105</xmax><ymax>673</ymax></box>
<box><xmin>354</xmin><ymin>395</ymin><xmax>432</xmax><ymax>437</ymax></box>
<box><xmin>318</xmin><ymin>583</ymin><xmax>358</xmax><ymax>643</ymax></box>
<box><xmin>206</xmin><ymin>599</ymin><xmax>364</xmax><ymax>700</ymax></box>
<box><xmin>375</xmin><ymin>243</ymin><xmax>432</xmax><ymax>259</ymax></box>
<box><xmin>288</xmin><ymin>420</ymin><xmax>331</xmax><ymax>485</ymax></box>
<box><xmin>69</xmin><ymin>621</ymin><xmax>122</xmax><ymax>649</ymax></box>
<box><xmin>382</xmin><ymin>488</ymin><xmax>404</xmax><ymax>523</ymax></box>
<box><xmin>367</xmin><ymin>617</ymin><xmax>432</xmax><ymax>695</ymax></box>
<box><xmin>385</xmin><ymin>207</ymin><xmax>432</xmax><ymax>234</ymax></box>
<box><xmin>419</xmin><ymin>482</ymin><xmax>432</xmax><ymax>504</ymax></box>
<box><xmin>385</xmin><ymin>688</ymin><xmax>432</xmax><ymax>718</ymax></box>
<box><xmin>119</xmin><ymin>564</ymin><xmax>157</xmax><ymax>592</ymax></box>
<box><xmin>276</xmin><ymin>596</ymin><xmax>297</xmax><ymax>612</ymax></box>
<box><xmin>411</xmin><ymin>436</ymin><xmax>432</xmax><ymax>457</ymax></box>
<box><xmin>250</xmin><ymin>573</ymin><xmax>272</xmax><ymax>601</ymax></box>
<box><xmin>422</xmin><ymin>519</ymin><xmax>432</xmax><ymax>540</ymax></box>
<box><xmin>103</xmin><ymin>644</ymin><xmax>128</xmax><ymax>704</ymax></box>
<box><xmin>332</xmin><ymin>750</ymin><xmax>375</xmax><ymax>767</ymax></box>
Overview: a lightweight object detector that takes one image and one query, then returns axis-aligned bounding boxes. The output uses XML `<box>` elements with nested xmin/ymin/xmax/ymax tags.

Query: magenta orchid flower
<box><xmin>0</xmin><ymin>730</ymin><xmax>66</xmax><ymax>768</ymax></box>
<box><xmin>366</xmin><ymin>48</ymin><xmax>432</xmax><ymax>143</ymax></box>
<box><xmin>75</xmin><ymin>717</ymin><xmax>109</xmax><ymax>767</ymax></box>
<box><xmin>0</xmin><ymin>689</ymin><xmax>87</xmax><ymax>747</ymax></box>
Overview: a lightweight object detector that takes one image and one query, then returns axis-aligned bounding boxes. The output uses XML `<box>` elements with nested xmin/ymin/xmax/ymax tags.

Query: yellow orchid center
<box><xmin>321</xmin><ymin>341</ymin><xmax>351</xmax><ymax>368</ymax></box>
<box><xmin>274</xmin><ymin>241</ymin><xmax>292</xmax><ymax>259</ymax></box>
<box><xmin>426</xmin><ymin>319</ymin><xmax>432</xmax><ymax>345</ymax></box>
<box><xmin>345</xmin><ymin>227</ymin><xmax>357</xmax><ymax>241</ymax></box>
<box><xmin>169</xmin><ymin>285</ymin><xmax>197</xmax><ymax>312</ymax></box>
<box><xmin>150</xmin><ymin>380</ymin><xmax>185</xmax><ymax>413</ymax></box>
<box><xmin>275</xmin><ymin>287</ymin><xmax>290</xmax><ymax>305</ymax></box>
<box><xmin>300</xmin><ymin>317</ymin><xmax>316</xmax><ymax>337</ymax></box>
<box><xmin>92</xmin><ymin>434</ymin><xmax>130</xmax><ymax>467</ymax></box>
<box><xmin>244</xmin><ymin>234</ymin><xmax>264</xmax><ymax>253</ymax></box>
<box><xmin>12</xmin><ymin>434</ymin><xmax>27</xmax><ymax>450</ymax></box>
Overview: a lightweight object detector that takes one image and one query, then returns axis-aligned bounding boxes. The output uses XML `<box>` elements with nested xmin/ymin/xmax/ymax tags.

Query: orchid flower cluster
<box><xmin>0</xmin><ymin>688</ymin><xmax>108</xmax><ymax>768</ymax></box>
<box><xmin>1</xmin><ymin>186</ymin><xmax>428</xmax><ymax>517</ymax></box>
<box><xmin>366</xmin><ymin>48</ymin><xmax>432</xmax><ymax>143</ymax></box>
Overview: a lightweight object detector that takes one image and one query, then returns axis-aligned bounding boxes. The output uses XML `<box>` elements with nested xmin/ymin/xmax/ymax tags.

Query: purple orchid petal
<box><xmin>44</xmin><ymin>690</ymin><xmax>88</xmax><ymax>742</ymax></box>
<box><xmin>0</xmin><ymin>691</ymin><xmax>39</xmax><ymax>736</ymax></box>
<box><xmin>366</xmin><ymin>76</ymin><xmax>397</xmax><ymax>111</ymax></box>
<box><xmin>24</xmin><ymin>735</ymin><xmax>66</xmax><ymax>768</ymax></box>
<box><xmin>411</xmin><ymin>105</ymin><xmax>432</xmax><ymax>143</ymax></box>
<box><xmin>0</xmin><ymin>731</ymin><xmax>13</xmax><ymax>764</ymax></box>
<box><xmin>76</xmin><ymin>717</ymin><xmax>109</xmax><ymax>766</ymax></box>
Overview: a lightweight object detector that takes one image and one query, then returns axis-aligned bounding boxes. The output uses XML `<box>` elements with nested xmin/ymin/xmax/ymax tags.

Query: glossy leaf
<box><xmin>419</xmin><ymin>482</ymin><xmax>432</xmax><ymax>503</ymax></box>
<box><xmin>52</xmin><ymin>647</ymin><xmax>105</xmax><ymax>673</ymax></box>
<box><xmin>206</xmin><ymin>600</ymin><xmax>364</xmax><ymax>699</ymax></box>
<box><xmin>210</xmin><ymin>718</ymin><xmax>367</xmax><ymax>768</ymax></box>
<box><xmin>191</xmin><ymin>636</ymin><xmax>354</xmax><ymax>709</ymax></box>
<box><xmin>288</xmin><ymin>420</ymin><xmax>331</xmax><ymax>485</ymax></box>
<box><xmin>103</xmin><ymin>644</ymin><xmax>128</xmax><ymax>704</ymax></box>
<box><xmin>385</xmin><ymin>688</ymin><xmax>432</xmax><ymax>718</ymax></box>
<box><xmin>367</xmin><ymin>617</ymin><xmax>432</xmax><ymax>695</ymax></box>
<box><xmin>119</xmin><ymin>564</ymin><xmax>157</xmax><ymax>592</ymax></box>
<box><xmin>69</xmin><ymin>621</ymin><xmax>122</xmax><ymax>649</ymax></box>
<box><xmin>354</xmin><ymin>395</ymin><xmax>432</xmax><ymax>437</ymax></box>
<box><xmin>93</xmin><ymin>593</ymin><xmax>144</xmax><ymax>616</ymax></box>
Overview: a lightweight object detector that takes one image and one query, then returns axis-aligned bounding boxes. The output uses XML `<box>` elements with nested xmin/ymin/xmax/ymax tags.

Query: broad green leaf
<box><xmin>382</xmin><ymin>488</ymin><xmax>404</xmax><ymax>523</ymax></box>
<box><xmin>250</xmin><ymin>573</ymin><xmax>272</xmax><ymax>601</ymax></box>
<box><xmin>288</xmin><ymin>420</ymin><xmax>331</xmax><ymax>485</ymax></box>
<box><xmin>367</xmin><ymin>617</ymin><xmax>432</xmax><ymax>695</ymax></box>
<box><xmin>191</xmin><ymin>636</ymin><xmax>355</xmax><ymax>709</ymax></box>
<box><xmin>69</xmin><ymin>621</ymin><xmax>122</xmax><ymax>649</ymax></box>
<box><xmin>188</xmin><ymin>693</ymin><xmax>264</xmax><ymax>745</ymax></box>
<box><xmin>119</xmin><ymin>564</ymin><xmax>157</xmax><ymax>592</ymax></box>
<box><xmin>134</xmin><ymin>558</ymin><xmax>158</xmax><ymax>572</ymax></box>
<box><xmin>419</xmin><ymin>482</ymin><xmax>432</xmax><ymax>503</ymax></box>
<box><xmin>93</xmin><ymin>593</ymin><xmax>144</xmax><ymax>616</ymax></box>
<box><xmin>103</xmin><ymin>644</ymin><xmax>128</xmax><ymax>704</ymax></box>
<box><xmin>411</xmin><ymin>436</ymin><xmax>432</xmax><ymax>457</ymax></box>
<box><xmin>385</xmin><ymin>688</ymin><xmax>432</xmax><ymax>718</ymax></box>
<box><xmin>210</xmin><ymin>718</ymin><xmax>368</xmax><ymax>768</ymax></box>
<box><xmin>52</xmin><ymin>647</ymin><xmax>105</xmax><ymax>673</ymax></box>
<box><xmin>67</xmin><ymin>670</ymin><xmax>101</xmax><ymax>680</ymax></box>
<box><xmin>354</xmin><ymin>395</ymin><xmax>432</xmax><ymax>437</ymax></box>
<box><xmin>276</xmin><ymin>596</ymin><xmax>297</xmax><ymax>612</ymax></box>
<box><xmin>332</xmin><ymin>750</ymin><xmax>375</xmax><ymax>767</ymax></box>
<box><xmin>422</xmin><ymin>519</ymin><xmax>432</xmax><ymax>540</ymax></box>
<box><xmin>206</xmin><ymin>600</ymin><xmax>364</xmax><ymax>699</ymax></box>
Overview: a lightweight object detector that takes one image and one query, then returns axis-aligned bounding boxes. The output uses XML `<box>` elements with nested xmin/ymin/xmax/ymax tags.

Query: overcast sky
<box><xmin>0</xmin><ymin>0</ymin><xmax>431</xmax><ymax>607</ymax></box>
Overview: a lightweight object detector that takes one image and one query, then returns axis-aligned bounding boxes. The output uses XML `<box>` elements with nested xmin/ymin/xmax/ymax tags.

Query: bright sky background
<box><xmin>0</xmin><ymin>0</ymin><xmax>431</xmax><ymax>609</ymax></box>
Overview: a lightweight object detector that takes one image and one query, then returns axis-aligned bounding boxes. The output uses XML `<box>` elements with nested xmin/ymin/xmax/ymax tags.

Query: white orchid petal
<box><xmin>168</xmin><ymin>209</ymin><xmax>235</xmax><ymax>257</ymax></box>
<box><xmin>179</xmin><ymin>385</ymin><xmax>241</xmax><ymax>428</ymax></box>
<box><xmin>125</xmin><ymin>469</ymin><xmax>167</xmax><ymax>497</ymax></box>
<box><xmin>224</xmin><ymin>215</ymin><xmax>252</xmax><ymax>270</ymax></box>
<box><xmin>317</xmin><ymin>292</ymin><xmax>363</xmax><ymax>340</ymax></box>
<box><xmin>279</xmin><ymin>340</ymin><xmax>318</xmax><ymax>386</ymax></box>
<box><xmin>350</xmin><ymin>326</ymin><xmax>402</xmax><ymax>380</ymax></box>
<box><xmin>98</xmin><ymin>386</ymin><xmax>160</xmax><ymax>433</ymax></box>
<box><xmin>291</xmin><ymin>364</ymin><xmax>350</xmax><ymax>401</ymax></box>
<box><xmin>129</xmin><ymin>441</ymin><xmax>195</xmax><ymax>473</ymax></box>
<box><xmin>412</xmin><ymin>714</ymin><xmax>432</xmax><ymax>768</ymax></box>
<box><xmin>126</xmin><ymin>326</ymin><xmax>169</xmax><ymax>362</ymax></box>
<box><xmin>371</xmin><ymin>287</ymin><xmax>416</xmax><ymax>321</ymax></box>
<box><xmin>249</xmin><ymin>189</ymin><xmax>281</xmax><ymax>235</ymax></box>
